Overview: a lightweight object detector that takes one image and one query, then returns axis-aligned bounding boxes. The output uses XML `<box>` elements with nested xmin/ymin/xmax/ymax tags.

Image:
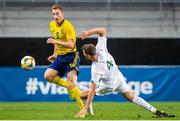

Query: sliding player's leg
<box><xmin>117</xmin><ymin>79</ymin><xmax>174</xmax><ymax>117</ymax></box>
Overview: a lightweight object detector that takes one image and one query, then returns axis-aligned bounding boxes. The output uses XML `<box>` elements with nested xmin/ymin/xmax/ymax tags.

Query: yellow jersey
<box><xmin>49</xmin><ymin>19</ymin><xmax>77</xmax><ymax>55</ymax></box>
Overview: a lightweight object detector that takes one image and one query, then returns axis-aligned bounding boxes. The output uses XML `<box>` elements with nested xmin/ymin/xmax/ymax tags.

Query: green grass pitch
<box><xmin>0</xmin><ymin>102</ymin><xmax>179</xmax><ymax>120</ymax></box>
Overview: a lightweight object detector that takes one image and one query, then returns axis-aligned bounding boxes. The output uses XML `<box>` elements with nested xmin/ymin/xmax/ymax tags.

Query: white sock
<box><xmin>132</xmin><ymin>96</ymin><xmax>157</xmax><ymax>113</ymax></box>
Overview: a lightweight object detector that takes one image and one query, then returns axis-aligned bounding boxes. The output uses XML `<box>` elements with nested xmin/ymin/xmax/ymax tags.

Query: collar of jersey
<box><xmin>56</xmin><ymin>19</ymin><xmax>65</xmax><ymax>27</ymax></box>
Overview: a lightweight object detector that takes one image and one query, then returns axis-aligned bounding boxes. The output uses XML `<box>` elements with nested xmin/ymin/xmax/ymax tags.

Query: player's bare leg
<box><xmin>67</xmin><ymin>70</ymin><xmax>84</xmax><ymax>110</ymax></box>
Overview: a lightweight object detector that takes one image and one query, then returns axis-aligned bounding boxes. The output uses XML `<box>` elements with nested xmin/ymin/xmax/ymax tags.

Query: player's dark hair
<box><xmin>81</xmin><ymin>44</ymin><xmax>96</xmax><ymax>56</ymax></box>
<box><xmin>51</xmin><ymin>4</ymin><xmax>64</xmax><ymax>12</ymax></box>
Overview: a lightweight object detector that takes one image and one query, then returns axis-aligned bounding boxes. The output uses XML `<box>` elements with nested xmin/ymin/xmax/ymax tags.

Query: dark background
<box><xmin>0</xmin><ymin>38</ymin><xmax>180</xmax><ymax>66</ymax></box>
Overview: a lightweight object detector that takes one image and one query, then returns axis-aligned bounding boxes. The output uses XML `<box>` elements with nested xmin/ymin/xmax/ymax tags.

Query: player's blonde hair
<box><xmin>81</xmin><ymin>44</ymin><xmax>96</xmax><ymax>56</ymax></box>
<box><xmin>51</xmin><ymin>3</ymin><xmax>64</xmax><ymax>12</ymax></box>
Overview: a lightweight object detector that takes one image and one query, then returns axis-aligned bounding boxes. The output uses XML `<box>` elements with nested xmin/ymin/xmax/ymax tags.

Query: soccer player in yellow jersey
<box><xmin>44</xmin><ymin>4</ymin><xmax>84</xmax><ymax>113</ymax></box>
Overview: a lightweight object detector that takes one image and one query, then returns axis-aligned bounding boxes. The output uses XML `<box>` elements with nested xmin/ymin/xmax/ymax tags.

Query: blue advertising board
<box><xmin>0</xmin><ymin>66</ymin><xmax>180</xmax><ymax>102</ymax></box>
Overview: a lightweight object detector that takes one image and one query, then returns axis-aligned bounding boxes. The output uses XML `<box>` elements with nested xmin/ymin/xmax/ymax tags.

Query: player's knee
<box><xmin>44</xmin><ymin>73</ymin><xmax>54</xmax><ymax>82</ymax></box>
<box><xmin>67</xmin><ymin>76</ymin><xmax>73</xmax><ymax>82</ymax></box>
<box><xmin>67</xmin><ymin>70</ymin><xmax>77</xmax><ymax>80</ymax></box>
<box><xmin>44</xmin><ymin>69</ymin><xmax>57</xmax><ymax>82</ymax></box>
<box><xmin>67</xmin><ymin>72</ymin><xmax>77</xmax><ymax>83</ymax></box>
<box><xmin>123</xmin><ymin>91</ymin><xmax>134</xmax><ymax>102</ymax></box>
<box><xmin>127</xmin><ymin>94</ymin><xmax>134</xmax><ymax>102</ymax></box>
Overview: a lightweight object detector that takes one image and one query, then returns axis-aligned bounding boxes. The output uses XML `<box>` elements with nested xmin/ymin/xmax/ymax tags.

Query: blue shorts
<box><xmin>48</xmin><ymin>52</ymin><xmax>80</xmax><ymax>77</ymax></box>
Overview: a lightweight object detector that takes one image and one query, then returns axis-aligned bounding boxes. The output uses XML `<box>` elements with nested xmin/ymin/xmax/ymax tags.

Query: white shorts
<box><xmin>95</xmin><ymin>71</ymin><xmax>129</xmax><ymax>96</ymax></box>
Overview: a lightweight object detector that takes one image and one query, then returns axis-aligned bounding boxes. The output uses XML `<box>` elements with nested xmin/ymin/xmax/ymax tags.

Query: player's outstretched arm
<box><xmin>80</xmin><ymin>28</ymin><xmax>107</xmax><ymax>40</ymax></box>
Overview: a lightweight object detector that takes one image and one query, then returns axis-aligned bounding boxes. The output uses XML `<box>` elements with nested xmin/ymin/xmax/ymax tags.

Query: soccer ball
<box><xmin>21</xmin><ymin>56</ymin><xmax>36</xmax><ymax>70</ymax></box>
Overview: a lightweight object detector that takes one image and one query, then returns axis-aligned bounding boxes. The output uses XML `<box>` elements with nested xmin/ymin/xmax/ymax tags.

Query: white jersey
<box><xmin>91</xmin><ymin>36</ymin><xmax>127</xmax><ymax>93</ymax></box>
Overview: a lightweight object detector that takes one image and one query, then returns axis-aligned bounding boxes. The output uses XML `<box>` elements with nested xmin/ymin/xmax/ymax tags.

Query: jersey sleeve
<box><xmin>49</xmin><ymin>21</ymin><xmax>54</xmax><ymax>33</ymax></box>
<box><xmin>65</xmin><ymin>22</ymin><xmax>76</xmax><ymax>42</ymax></box>
<box><xmin>96</xmin><ymin>37</ymin><xmax>107</xmax><ymax>51</ymax></box>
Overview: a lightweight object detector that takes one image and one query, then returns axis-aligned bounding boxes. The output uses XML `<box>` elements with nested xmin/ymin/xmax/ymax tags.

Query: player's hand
<box><xmin>47</xmin><ymin>55</ymin><xmax>57</xmax><ymax>63</ymax></box>
<box><xmin>79</xmin><ymin>31</ymin><xmax>89</xmax><ymax>40</ymax></box>
<box><xmin>75</xmin><ymin>108</ymin><xmax>87</xmax><ymax>117</ymax></box>
<box><xmin>47</xmin><ymin>38</ymin><xmax>56</xmax><ymax>44</ymax></box>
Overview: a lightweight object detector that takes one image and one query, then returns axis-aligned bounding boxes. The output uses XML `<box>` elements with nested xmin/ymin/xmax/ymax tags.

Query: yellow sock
<box><xmin>52</xmin><ymin>76</ymin><xmax>75</xmax><ymax>100</ymax></box>
<box><xmin>70</xmin><ymin>87</ymin><xmax>84</xmax><ymax>110</ymax></box>
<box><xmin>52</xmin><ymin>76</ymin><xmax>68</xmax><ymax>88</ymax></box>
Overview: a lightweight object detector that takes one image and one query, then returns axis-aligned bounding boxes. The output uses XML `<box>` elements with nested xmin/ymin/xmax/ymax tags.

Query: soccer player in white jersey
<box><xmin>75</xmin><ymin>28</ymin><xmax>174</xmax><ymax>118</ymax></box>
